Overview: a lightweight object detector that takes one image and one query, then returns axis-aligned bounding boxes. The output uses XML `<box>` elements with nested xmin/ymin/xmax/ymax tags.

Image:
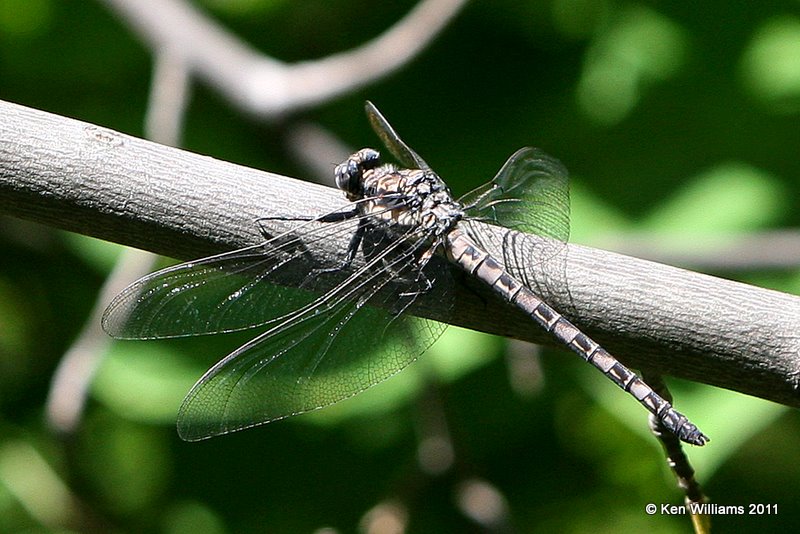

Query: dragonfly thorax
<box><xmin>337</xmin><ymin>148</ymin><xmax>463</xmax><ymax>236</ymax></box>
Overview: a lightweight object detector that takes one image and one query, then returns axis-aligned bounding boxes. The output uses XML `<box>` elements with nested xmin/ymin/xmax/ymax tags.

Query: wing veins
<box><xmin>184</xmin><ymin>226</ymin><xmax>432</xmax><ymax>430</ymax></box>
<box><xmin>194</xmin><ymin>223</ymin><xmax>430</xmax><ymax>392</ymax></box>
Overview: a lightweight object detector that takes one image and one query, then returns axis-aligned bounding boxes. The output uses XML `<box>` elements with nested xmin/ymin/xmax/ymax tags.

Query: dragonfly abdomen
<box><xmin>444</xmin><ymin>229</ymin><xmax>708</xmax><ymax>447</ymax></box>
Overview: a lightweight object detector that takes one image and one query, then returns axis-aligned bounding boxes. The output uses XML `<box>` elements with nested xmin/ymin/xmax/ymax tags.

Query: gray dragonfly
<box><xmin>103</xmin><ymin>102</ymin><xmax>709</xmax><ymax>446</ymax></box>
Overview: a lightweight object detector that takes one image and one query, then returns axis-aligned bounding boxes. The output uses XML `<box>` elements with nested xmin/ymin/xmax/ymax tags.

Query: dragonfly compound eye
<box><xmin>334</xmin><ymin>159</ymin><xmax>359</xmax><ymax>193</ymax></box>
<box><xmin>335</xmin><ymin>148</ymin><xmax>382</xmax><ymax>194</ymax></box>
<box><xmin>357</xmin><ymin>148</ymin><xmax>381</xmax><ymax>170</ymax></box>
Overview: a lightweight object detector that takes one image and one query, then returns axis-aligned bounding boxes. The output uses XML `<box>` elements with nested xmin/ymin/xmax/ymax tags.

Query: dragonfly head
<box><xmin>335</xmin><ymin>148</ymin><xmax>381</xmax><ymax>199</ymax></box>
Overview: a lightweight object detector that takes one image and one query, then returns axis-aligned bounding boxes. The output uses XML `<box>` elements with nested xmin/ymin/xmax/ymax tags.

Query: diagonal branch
<box><xmin>2</xmin><ymin>100</ymin><xmax>800</xmax><ymax>409</ymax></box>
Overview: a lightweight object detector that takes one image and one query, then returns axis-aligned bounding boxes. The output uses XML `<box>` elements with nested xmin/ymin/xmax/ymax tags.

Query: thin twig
<box><xmin>643</xmin><ymin>372</ymin><xmax>707</xmax><ymax>503</ymax></box>
<box><xmin>643</xmin><ymin>371</ymin><xmax>710</xmax><ymax>534</ymax></box>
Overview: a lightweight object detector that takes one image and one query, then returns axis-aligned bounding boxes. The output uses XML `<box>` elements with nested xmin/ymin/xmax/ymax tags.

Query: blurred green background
<box><xmin>1</xmin><ymin>0</ymin><xmax>799</xmax><ymax>532</ymax></box>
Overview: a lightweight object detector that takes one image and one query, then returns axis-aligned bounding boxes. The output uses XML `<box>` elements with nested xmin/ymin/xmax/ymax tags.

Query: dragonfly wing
<box><xmin>365</xmin><ymin>101</ymin><xmax>431</xmax><ymax>171</ymax></box>
<box><xmin>460</xmin><ymin>147</ymin><xmax>570</xmax><ymax>241</ymax></box>
<box><xmin>177</xmin><ymin>231</ymin><xmax>452</xmax><ymax>440</ymax></box>
<box><xmin>459</xmin><ymin>147</ymin><xmax>571</xmax><ymax>292</ymax></box>
<box><xmin>102</xmin><ymin>215</ymin><xmax>362</xmax><ymax>339</ymax></box>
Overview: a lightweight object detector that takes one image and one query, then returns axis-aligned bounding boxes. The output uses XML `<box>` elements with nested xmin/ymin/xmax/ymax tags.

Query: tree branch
<box><xmin>101</xmin><ymin>0</ymin><xmax>468</xmax><ymax>117</ymax></box>
<box><xmin>2</xmin><ymin>99</ymin><xmax>799</xmax><ymax>408</ymax></box>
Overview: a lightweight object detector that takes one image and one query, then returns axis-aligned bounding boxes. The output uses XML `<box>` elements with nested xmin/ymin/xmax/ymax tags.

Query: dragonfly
<box><xmin>102</xmin><ymin>102</ymin><xmax>709</xmax><ymax>446</ymax></box>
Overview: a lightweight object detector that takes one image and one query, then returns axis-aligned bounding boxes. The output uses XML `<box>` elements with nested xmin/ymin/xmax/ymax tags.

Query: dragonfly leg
<box><xmin>256</xmin><ymin>206</ymin><xmax>359</xmax><ymax>236</ymax></box>
<box><xmin>310</xmin><ymin>216</ymin><xmax>367</xmax><ymax>276</ymax></box>
<box><xmin>256</xmin><ymin>208</ymin><xmax>364</xmax><ymax>280</ymax></box>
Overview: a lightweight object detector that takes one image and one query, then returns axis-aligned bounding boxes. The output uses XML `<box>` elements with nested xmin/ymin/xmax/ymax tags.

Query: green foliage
<box><xmin>1</xmin><ymin>0</ymin><xmax>798</xmax><ymax>532</ymax></box>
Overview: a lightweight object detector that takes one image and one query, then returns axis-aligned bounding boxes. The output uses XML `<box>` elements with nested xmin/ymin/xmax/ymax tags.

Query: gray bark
<box><xmin>1</xmin><ymin>99</ymin><xmax>799</xmax><ymax>408</ymax></box>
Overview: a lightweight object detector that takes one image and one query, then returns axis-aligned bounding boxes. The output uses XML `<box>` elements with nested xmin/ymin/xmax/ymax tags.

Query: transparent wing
<box><xmin>102</xmin><ymin>213</ymin><xmax>365</xmax><ymax>339</ymax></box>
<box><xmin>177</xmin><ymin>229</ymin><xmax>452</xmax><ymax>440</ymax></box>
<box><xmin>365</xmin><ymin>101</ymin><xmax>431</xmax><ymax>170</ymax></box>
<box><xmin>458</xmin><ymin>147</ymin><xmax>571</xmax><ymax>295</ymax></box>
<box><xmin>459</xmin><ymin>147</ymin><xmax>570</xmax><ymax>241</ymax></box>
